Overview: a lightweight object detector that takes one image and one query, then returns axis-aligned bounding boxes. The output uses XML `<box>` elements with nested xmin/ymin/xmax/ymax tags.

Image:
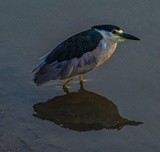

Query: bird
<box><xmin>32</xmin><ymin>24</ymin><xmax>140</xmax><ymax>91</ymax></box>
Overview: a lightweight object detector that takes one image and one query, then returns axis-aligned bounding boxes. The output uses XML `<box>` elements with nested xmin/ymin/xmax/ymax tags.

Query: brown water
<box><xmin>0</xmin><ymin>0</ymin><xmax>160</xmax><ymax>152</ymax></box>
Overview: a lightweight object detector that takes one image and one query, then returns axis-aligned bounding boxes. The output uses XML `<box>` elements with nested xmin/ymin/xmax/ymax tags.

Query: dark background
<box><xmin>0</xmin><ymin>0</ymin><xmax>160</xmax><ymax>152</ymax></box>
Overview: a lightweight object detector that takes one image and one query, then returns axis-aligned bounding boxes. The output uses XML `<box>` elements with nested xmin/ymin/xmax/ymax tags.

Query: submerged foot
<box><xmin>63</xmin><ymin>78</ymin><xmax>73</xmax><ymax>93</ymax></box>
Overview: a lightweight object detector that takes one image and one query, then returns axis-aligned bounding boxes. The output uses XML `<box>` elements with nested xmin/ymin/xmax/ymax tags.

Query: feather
<box><xmin>32</xmin><ymin>28</ymin><xmax>104</xmax><ymax>85</ymax></box>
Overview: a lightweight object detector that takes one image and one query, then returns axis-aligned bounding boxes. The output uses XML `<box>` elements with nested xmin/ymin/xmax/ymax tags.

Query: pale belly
<box><xmin>96</xmin><ymin>42</ymin><xmax>117</xmax><ymax>67</ymax></box>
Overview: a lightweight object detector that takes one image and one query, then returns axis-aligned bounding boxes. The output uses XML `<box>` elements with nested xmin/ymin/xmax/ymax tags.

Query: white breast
<box><xmin>95</xmin><ymin>39</ymin><xmax>117</xmax><ymax>67</ymax></box>
<box><xmin>95</xmin><ymin>29</ymin><xmax>117</xmax><ymax>66</ymax></box>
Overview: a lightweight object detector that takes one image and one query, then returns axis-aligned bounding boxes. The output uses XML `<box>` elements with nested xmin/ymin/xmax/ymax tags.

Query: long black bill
<box><xmin>122</xmin><ymin>33</ymin><xmax>140</xmax><ymax>40</ymax></box>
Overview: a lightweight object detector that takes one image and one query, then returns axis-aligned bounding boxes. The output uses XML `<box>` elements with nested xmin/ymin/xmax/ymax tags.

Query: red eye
<box><xmin>112</xmin><ymin>30</ymin><xmax>117</xmax><ymax>34</ymax></box>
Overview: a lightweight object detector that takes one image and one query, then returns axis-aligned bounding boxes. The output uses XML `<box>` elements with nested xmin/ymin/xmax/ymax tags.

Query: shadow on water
<box><xmin>33</xmin><ymin>86</ymin><xmax>143</xmax><ymax>131</ymax></box>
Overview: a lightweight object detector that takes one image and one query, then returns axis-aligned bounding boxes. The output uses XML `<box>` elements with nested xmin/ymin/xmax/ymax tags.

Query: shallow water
<box><xmin>1</xmin><ymin>0</ymin><xmax>160</xmax><ymax>152</ymax></box>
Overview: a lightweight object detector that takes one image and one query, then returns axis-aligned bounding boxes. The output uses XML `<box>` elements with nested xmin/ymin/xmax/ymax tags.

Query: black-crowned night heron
<box><xmin>32</xmin><ymin>24</ymin><xmax>140</xmax><ymax>90</ymax></box>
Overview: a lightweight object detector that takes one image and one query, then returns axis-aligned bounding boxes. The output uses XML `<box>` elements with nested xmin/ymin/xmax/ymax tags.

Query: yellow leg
<box><xmin>79</xmin><ymin>75</ymin><xmax>84</xmax><ymax>83</ymax></box>
<box><xmin>63</xmin><ymin>78</ymin><xmax>73</xmax><ymax>93</ymax></box>
<box><xmin>79</xmin><ymin>75</ymin><xmax>85</xmax><ymax>89</ymax></box>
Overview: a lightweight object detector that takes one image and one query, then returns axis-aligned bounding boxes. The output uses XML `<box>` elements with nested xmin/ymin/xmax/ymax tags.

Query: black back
<box><xmin>45</xmin><ymin>29</ymin><xmax>103</xmax><ymax>63</ymax></box>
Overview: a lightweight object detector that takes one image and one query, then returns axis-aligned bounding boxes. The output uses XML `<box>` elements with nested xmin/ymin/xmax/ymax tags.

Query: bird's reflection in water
<box><xmin>33</xmin><ymin>86</ymin><xmax>143</xmax><ymax>131</ymax></box>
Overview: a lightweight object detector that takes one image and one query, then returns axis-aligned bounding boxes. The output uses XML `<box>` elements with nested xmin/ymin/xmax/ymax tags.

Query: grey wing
<box><xmin>32</xmin><ymin>29</ymin><xmax>103</xmax><ymax>85</ymax></box>
<box><xmin>31</xmin><ymin>51</ymin><xmax>51</xmax><ymax>73</ymax></box>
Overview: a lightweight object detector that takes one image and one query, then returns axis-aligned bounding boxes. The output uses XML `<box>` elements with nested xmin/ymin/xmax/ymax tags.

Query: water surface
<box><xmin>0</xmin><ymin>0</ymin><xmax>160</xmax><ymax>152</ymax></box>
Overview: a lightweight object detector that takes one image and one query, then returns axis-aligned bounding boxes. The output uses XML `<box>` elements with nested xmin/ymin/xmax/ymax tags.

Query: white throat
<box><xmin>95</xmin><ymin>29</ymin><xmax>118</xmax><ymax>66</ymax></box>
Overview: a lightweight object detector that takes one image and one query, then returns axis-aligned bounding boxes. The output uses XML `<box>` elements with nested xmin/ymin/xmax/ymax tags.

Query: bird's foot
<box><xmin>63</xmin><ymin>78</ymin><xmax>73</xmax><ymax>93</ymax></box>
<box><xmin>63</xmin><ymin>85</ymin><xmax>69</xmax><ymax>94</ymax></box>
<box><xmin>79</xmin><ymin>75</ymin><xmax>85</xmax><ymax>89</ymax></box>
<box><xmin>79</xmin><ymin>75</ymin><xmax>84</xmax><ymax>83</ymax></box>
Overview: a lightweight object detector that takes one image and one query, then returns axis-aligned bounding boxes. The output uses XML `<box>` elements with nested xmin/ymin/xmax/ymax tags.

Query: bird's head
<box><xmin>92</xmin><ymin>25</ymin><xmax>140</xmax><ymax>42</ymax></box>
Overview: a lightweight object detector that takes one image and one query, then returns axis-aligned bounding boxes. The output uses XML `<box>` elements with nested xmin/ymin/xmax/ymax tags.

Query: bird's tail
<box><xmin>33</xmin><ymin>63</ymin><xmax>61</xmax><ymax>86</ymax></box>
<box><xmin>31</xmin><ymin>51</ymin><xmax>51</xmax><ymax>73</ymax></box>
<box><xmin>31</xmin><ymin>60</ymin><xmax>46</xmax><ymax>73</ymax></box>
<box><xmin>33</xmin><ymin>65</ymin><xmax>48</xmax><ymax>86</ymax></box>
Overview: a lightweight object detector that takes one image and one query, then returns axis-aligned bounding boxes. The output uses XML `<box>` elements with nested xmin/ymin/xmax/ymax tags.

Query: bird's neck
<box><xmin>96</xmin><ymin>29</ymin><xmax>120</xmax><ymax>43</ymax></box>
<box><xmin>96</xmin><ymin>41</ymin><xmax>117</xmax><ymax>67</ymax></box>
<box><xmin>106</xmin><ymin>41</ymin><xmax>118</xmax><ymax>58</ymax></box>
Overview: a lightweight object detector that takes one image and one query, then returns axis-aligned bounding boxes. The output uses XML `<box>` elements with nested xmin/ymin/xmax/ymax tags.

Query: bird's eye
<box><xmin>112</xmin><ymin>30</ymin><xmax>117</xmax><ymax>34</ymax></box>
